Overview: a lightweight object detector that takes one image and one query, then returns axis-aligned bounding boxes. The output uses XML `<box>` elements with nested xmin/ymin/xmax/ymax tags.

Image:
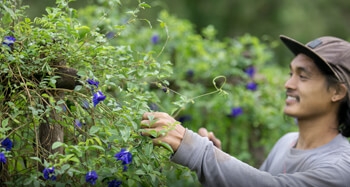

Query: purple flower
<box><xmin>0</xmin><ymin>152</ymin><xmax>6</xmax><ymax>164</ymax></box>
<box><xmin>61</xmin><ymin>105</ymin><xmax>67</xmax><ymax>112</ymax></box>
<box><xmin>149</xmin><ymin>103</ymin><xmax>159</xmax><ymax>111</ymax></box>
<box><xmin>85</xmin><ymin>171</ymin><xmax>98</xmax><ymax>185</ymax></box>
<box><xmin>87</xmin><ymin>79</ymin><xmax>99</xmax><ymax>89</ymax></box>
<box><xmin>108</xmin><ymin>179</ymin><xmax>122</xmax><ymax>187</ymax></box>
<box><xmin>82</xmin><ymin>100</ymin><xmax>90</xmax><ymax>109</ymax></box>
<box><xmin>229</xmin><ymin>107</ymin><xmax>243</xmax><ymax>118</ymax></box>
<box><xmin>246</xmin><ymin>82</ymin><xmax>257</xmax><ymax>91</ymax></box>
<box><xmin>105</xmin><ymin>31</ymin><xmax>115</xmax><ymax>39</ymax></box>
<box><xmin>1</xmin><ymin>138</ymin><xmax>13</xmax><ymax>151</ymax></box>
<box><xmin>115</xmin><ymin>148</ymin><xmax>132</xmax><ymax>165</ymax></box>
<box><xmin>2</xmin><ymin>36</ymin><xmax>16</xmax><ymax>47</ymax></box>
<box><xmin>186</xmin><ymin>69</ymin><xmax>194</xmax><ymax>78</ymax></box>
<box><xmin>162</xmin><ymin>87</ymin><xmax>168</xmax><ymax>93</ymax></box>
<box><xmin>177</xmin><ymin>115</ymin><xmax>192</xmax><ymax>124</ymax></box>
<box><xmin>43</xmin><ymin>167</ymin><xmax>56</xmax><ymax>181</ymax></box>
<box><xmin>74</xmin><ymin>119</ymin><xmax>82</xmax><ymax>128</ymax></box>
<box><xmin>245</xmin><ymin>66</ymin><xmax>255</xmax><ymax>78</ymax></box>
<box><xmin>151</xmin><ymin>34</ymin><xmax>159</xmax><ymax>44</ymax></box>
<box><xmin>93</xmin><ymin>91</ymin><xmax>106</xmax><ymax>107</ymax></box>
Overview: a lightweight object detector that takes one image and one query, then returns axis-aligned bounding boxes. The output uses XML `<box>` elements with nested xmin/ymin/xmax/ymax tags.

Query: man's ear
<box><xmin>332</xmin><ymin>84</ymin><xmax>347</xmax><ymax>102</ymax></box>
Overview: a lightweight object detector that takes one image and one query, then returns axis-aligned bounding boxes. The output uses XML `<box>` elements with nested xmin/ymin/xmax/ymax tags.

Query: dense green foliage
<box><xmin>0</xmin><ymin>0</ymin><xmax>296</xmax><ymax>186</ymax></box>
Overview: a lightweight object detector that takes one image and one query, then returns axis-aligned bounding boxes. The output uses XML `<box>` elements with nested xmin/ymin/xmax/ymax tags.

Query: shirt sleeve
<box><xmin>170</xmin><ymin>129</ymin><xmax>350</xmax><ymax>187</ymax></box>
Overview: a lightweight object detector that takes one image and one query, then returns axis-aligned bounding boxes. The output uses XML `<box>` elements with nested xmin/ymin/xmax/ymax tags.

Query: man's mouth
<box><xmin>286</xmin><ymin>95</ymin><xmax>299</xmax><ymax>102</ymax></box>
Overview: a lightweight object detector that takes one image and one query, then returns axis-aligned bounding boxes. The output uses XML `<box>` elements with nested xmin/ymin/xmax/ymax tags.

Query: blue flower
<box><xmin>162</xmin><ymin>87</ymin><xmax>168</xmax><ymax>93</ymax></box>
<box><xmin>108</xmin><ymin>179</ymin><xmax>122</xmax><ymax>187</ymax></box>
<box><xmin>93</xmin><ymin>91</ymin><xmax>106</xmax><ymax>107</ymax></box>
<box><xmin>149</xmin><ymin>103</ymin><xmax>159</xmax><ymax>111</ymax></box>
<box><xmin>177</xmin><ymin>115</ymin><xmax>192</xmax><ymax>124</ymax></box>
<box><xmin>105</xmin><ymin>31</ymin><xmax>115</xmax><ymax>39</ymax></box>
<box><xmin>2</xmin><ymin>36</ymin><xmax>16</xmax><ymax>47</ymax></box>
<box><xmin>82</xmin><ymin>99</ymin><xmax>90</xmax><ymax>109</ymax></box>
<box><xmin>87</xmin><ymin>79</ymin><xmax>99</xmax><ymax>89</ymax></box>
<box><xmin>1</xmin><ymin>138</ymin><xmax>13</xmax><ymax>151</ymax></box>
<box><xmin>186</xmin><ymin>69</ymin><xmax>194</xmax><ymax>78</ymax></box>
<box><xmin>115</xmin><ymin>148</ymin><xmax>132</xmax><ymax>165</ymax></box>
<box><xmin>151</xmin><ymin>34</ymin><xmax>159</xmax><ymax>44</ymax></box>
<box><xmin>245</xmin><ymin>66</ymin><xmax>255</xmax><ymax>78</ymax></box>
<box><xmin>85</xmin><ymin>171</ymin><xmax>98</xmax><ymax>185</ymax></box>
<box><xmin>229</xmin><ymin>107</ymin><xmax>243</xmax><ymax>118</ymax></box>
<box><xmin>74</xmin><ymin>119</ymin><xmax>82</xmax><ymax>128</ymax></box>
<box><xmin>61</xmin><ymin>105</ymin><xmax>67</xmax><ymax>112</ymax></box>
<box><xmin>246</xmin><ymin>82</ymin><xmax>257</xmax><ymax>91</ymax></box>
<box><xmin>0</xmin><ymin>152</ymin><xmax>6</xmax><ymax>164</ymax></box>
<box><xmin>43</xmin><ymin>167</ymin><xmax>56</xmax><ymax>181</ymax></box>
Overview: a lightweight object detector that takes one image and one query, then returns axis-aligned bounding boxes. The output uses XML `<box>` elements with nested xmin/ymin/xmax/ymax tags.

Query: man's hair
<box><xmin>325</xmin><ymin>73</ymin><xmax>350</xmax><ymax>137</ymax></box>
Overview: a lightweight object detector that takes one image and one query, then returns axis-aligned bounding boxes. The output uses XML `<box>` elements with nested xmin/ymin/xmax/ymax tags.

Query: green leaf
<box><xmin>89</xmin><ymin>126</ymin><xmax>100</xmax><ymax>135</ymax></box>
<box><xmin>74</xmin><ymin>85</ymin><xmax>82</xmax><ymax>91</ymax></box>
<box><xmin>135</xmin><ymin>169</ymin><xmax>146</xmax><ymax>175</ymax></box>
<box><xmin>52</xmin><ymin>142</ymin><xmax>66</xmax><ymax>150</ymax></box>
<box><xmin>61</xmin><ymin>164</ymin><xmax>70</xmax><ymax>172</ymax></box>
<box><xmin>159</xmin><ymin>142</ymin><xmax>174</xmax><ymax>154</ymax></box>
<box><xmin>1</xmin><ymin>118</ymin><xmax>9</xmax><ymax>127</ymax></box>
<box><xmin>89</xmin><ymin>145</ymin><xmax>105</xmax><ymax>151</ymax></box>
<box><xmin>68</xmin><ymin>157</ymin><xmax>80</xmax><ymax>163</ymax></box>
<box><xmin>30</xmin><ymin>157</ymin><xmax>43</xmax><ymax>164</ymax></box>
<box><xmin>139</xmin><ymin>2</ymin><xmax>151</xmax><ymax>9</ymax></box>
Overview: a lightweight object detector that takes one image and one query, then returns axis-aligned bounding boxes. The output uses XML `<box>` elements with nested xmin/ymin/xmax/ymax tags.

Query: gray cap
<box><xmin>280</xmin><ymin>35</ymin><xmax>350</xmax><ymax>83</ymax></box>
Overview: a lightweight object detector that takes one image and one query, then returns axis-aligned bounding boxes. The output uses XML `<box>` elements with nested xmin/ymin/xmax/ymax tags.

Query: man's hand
<box><xmin>140</xmin><ymin>112</ymin><xmax>186</xmax><ymax>152</ymax></box>
<box><xmin>198</xmin><ymin>127</ymin><xmax>222</xmax><ymax>149</ymax></box>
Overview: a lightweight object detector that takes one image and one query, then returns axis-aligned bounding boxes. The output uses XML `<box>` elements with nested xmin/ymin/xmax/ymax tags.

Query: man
<box><xmin>141</xmin><ymin>35</ymin><xmax>350</xmax><ymax>186</ymax></box>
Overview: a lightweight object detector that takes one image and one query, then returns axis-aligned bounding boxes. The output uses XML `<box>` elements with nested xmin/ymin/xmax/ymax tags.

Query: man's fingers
<box><xmin>198</xmin><ymin>127</ymin><xmax>209</xmax><ymax>137</ymax></box>
<box><xmin>198</xmin><ymin>127</ymin><xmax>222</xmax><ymax>149</ymax></box>
<box><xmin>208</xmin><ymin>132</ymin><xmax>222</xmax><ymax>149</ymax></box>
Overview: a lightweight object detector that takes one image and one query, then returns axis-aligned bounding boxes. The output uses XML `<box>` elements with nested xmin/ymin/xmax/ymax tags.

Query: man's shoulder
<box><xmin>278</xmin><ymin>132</ymin><xmax>299</xmax><ymax>143</ymax></box>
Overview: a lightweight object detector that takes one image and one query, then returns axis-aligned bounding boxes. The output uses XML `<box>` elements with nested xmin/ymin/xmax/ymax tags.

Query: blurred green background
<box><xmin>24</xmin><ymin>0</ymin><xmax>350</xmax><ymax>63</ymax></box>
<box><xmin>25</xmin><ymin>0</ymin><xmax>350</xmax><ymax>40</ymax></box>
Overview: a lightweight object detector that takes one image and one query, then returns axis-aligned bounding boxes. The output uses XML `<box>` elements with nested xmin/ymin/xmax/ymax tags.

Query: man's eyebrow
<box><xmin>289</xmin><ymin>64</ymin><xmax>312</xmax><ymax>75</ymax></box>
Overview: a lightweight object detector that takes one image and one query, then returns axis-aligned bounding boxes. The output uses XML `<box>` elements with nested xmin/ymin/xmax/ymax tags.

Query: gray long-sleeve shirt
<box><xmin>171</xmin><ymin>129</ymin><xmax>350</xmax><ymax>187</ymax></box>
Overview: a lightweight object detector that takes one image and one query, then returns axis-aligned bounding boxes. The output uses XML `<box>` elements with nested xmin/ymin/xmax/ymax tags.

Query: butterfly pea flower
<box><xmin>105</xmin><ymin>31</ymin><xmax>115</xmax><ymax>39</ymax></box>
<box><xmin>43</xmin><ymin>167</ymin><xmax>56</xmax><ymax>181</ymax></box>
<box><xmin>74</xmin><ymin>119</ymin><xmax>82</xmax><ymax>128</ymax></box>
<box><xmin>229</xmin><ymin>107</ymin><xmax>243</xmax><ymax>118</ymax></box>
<box><xmin>186</xmin><ymin>69</ymin><xmax>194</xmax><ymax>78</ymax></box>
<box><xmin>108</xmin><ymin>179</ymin><xmax>122</xmax><ymax>187</ymax></box>
<box><xmin>151</xmin><ymin>34</ymin><xmax>159</xmax><ymax>44</ymax></box>
<box><xmin>87</xmin><ymin>79</ymin><xmax>99</xmax><ymax>89</ymax></box>
<box><xmin>93</xmin><ymin>91</ymin><xmax>106</xmax><ymax>107</ymax></box>
<box><xmin>149</xmin><ymin>103</ymin><xmax>159</xmax><ymax>111</ymax></box>
<box><xmin>246</xmin><ymin>82</ymin><xmax>258</xmax><ymax>91</ymax></box>
<box><xmin>1</xmin><ymin>138</ymin><xmax>13</xmax><ymax>151</ymax></box>
<box><xmin>82</xmin><ymin>99</ymin><xmax>90</xmax><ymax>109</ymax></box>
<box><xmin>177</xmin><ymin>115</ymin><xmax>192</xmax><ymax>124</ymax></box>
<box><xmin>85</xmin><ymin>170</ymin><xmax>98</xmax><ymax>185</ymax></box>
<box><xmin>115</xmin><ymin>148</ymin><xmax>132</xmax><ymax>165</ymax></box>
<box><xmin>244</xmin><ymin>66</ymin><xmax>255</xmax><ymax>78</ymax></box>
<box><xmin>0</xmin><ymin>152</ymin><xmax>6</xmax><ymax>164</ymax></box>
<box><xmin>115</xmin><ymin>148</ymin><xmax>132</xmax><ymax>171</ymax></box>
<box><xmin>2</xmin><ymin>36</ymin><xmax>16</xmax><ymax>47</ymax></box>
<box><xmin>162</xmin><ymin>87</ymin><xmax>168</xmax><ymax>93</ymax></box>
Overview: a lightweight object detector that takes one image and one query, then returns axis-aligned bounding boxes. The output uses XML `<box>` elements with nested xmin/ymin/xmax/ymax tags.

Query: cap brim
<box><xmin>279</xmin><ymin>35</ymin><xmax>335</xmax><ymax>76</ymax></box>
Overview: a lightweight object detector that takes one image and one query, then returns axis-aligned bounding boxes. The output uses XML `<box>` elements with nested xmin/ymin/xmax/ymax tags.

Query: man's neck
<box><xmin>296</xmin><ymin>117</ymin><xmax>339</xmax><ymax>150</ymax></box>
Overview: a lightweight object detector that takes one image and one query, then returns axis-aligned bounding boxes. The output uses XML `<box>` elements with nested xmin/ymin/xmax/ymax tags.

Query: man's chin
<box><xmin>283</xmin><ymin>108</ymin><xmax>297</xmax><ymax>117</ymax></box>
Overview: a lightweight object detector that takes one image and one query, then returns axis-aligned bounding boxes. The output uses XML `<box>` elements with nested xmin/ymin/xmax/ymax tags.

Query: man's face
<box><xmin>283</xmin><ymin>54</ymin><xmax>335</xmax><ymax>120</ymax></box>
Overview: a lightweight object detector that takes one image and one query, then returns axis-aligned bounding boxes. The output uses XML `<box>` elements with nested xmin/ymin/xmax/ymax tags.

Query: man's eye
<box><xmin>299</xmin><ymin>75</ymin><xmax>307</xmax><ymax>79</ymax></box>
